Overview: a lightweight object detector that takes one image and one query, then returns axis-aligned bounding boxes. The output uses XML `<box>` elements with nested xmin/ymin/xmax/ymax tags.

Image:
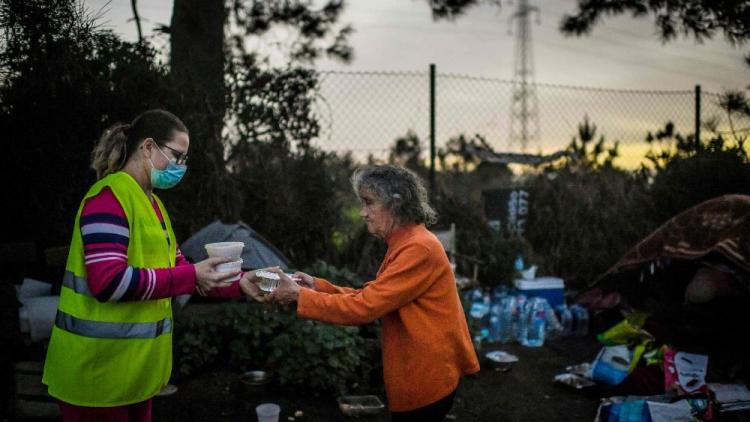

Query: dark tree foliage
<box><xmin>388</xmin><ymin>130</ymin><xmax>423</xmax><ymax>170</ymax></box>
<box><xmin>218</xmin><ymin>2</ymin><xmax>355</xmax><ymax>267</ymax></box>
<box><xmin>222</xmin><ymin>63</ymin><xmax>353</xmax><ymax>267</ymax></box>
<box><xmin>162</xmin><ymin>0</ymin><xmax>357</xmax><ymax>265</ymax></box>
<box><xmin>565</xmin><ymin>115</ymin><xmax>619</xmax><ymax>170</ymax></box>
<box><xmin>227</xmin><ymin>0</ymin><xmax>353</xmax><ymax>63</ymax></box>
<box><xmin>0</xmin><ymin>0</ymin><xmax>175</xmax><ymax>248</ymax></box>
<box><xmin>644</xmin><ymin>122</ymin><xmax>750</xmax><ymax>224</ymax></box>
<box><xmin>428</xmin><ymin>0</ymin><xmax>501</xmax><ymax>21</ymax></box>
<box><xmin>560</xmin><ymin>0</ymin><xmax>750</xmax><ymax>46</ymax></box>
<box><xmin>0</xmin><ymin>0</ymin><xmax>356</xmax><ymax>271</ymax></box>
<box><xmin>526</xmin><ymin>162</ymin><xmax>654</xmax><ymax>288</ymax></box>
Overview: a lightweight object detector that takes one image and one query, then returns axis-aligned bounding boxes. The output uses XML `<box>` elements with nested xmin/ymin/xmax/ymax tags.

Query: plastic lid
<box><xmin>255</xmin><ymin>270</ymin><xmax>280</xmax><ymax>280</ymax></box>
<box><xmin>514</xmin><ymin>277</ymin><xmax>564</xmax><ymax>290</ymax></box>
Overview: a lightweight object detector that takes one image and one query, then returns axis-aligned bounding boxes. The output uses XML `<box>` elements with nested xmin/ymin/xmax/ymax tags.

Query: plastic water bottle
<box><xmin>555</xmin><ymin>304</ymin><xmax>574</xmax><ymax>337</ymax></box>
<box><xmin>514</xmin><ymin>294</ymin><xmax>528</xmax><ymax>342</ymax></box>
<box><xmin>541</xmin><ymin>299</ymin><xmax>562</xmax><ymax>334</ymax></box>
<box><xmin>498</xmin><ymin>295</ymin><xmax>517</xmax><ymax>343</ymax></box>
<box><xmin>514</xmin><ymin>255</ymin><xmax>525</xmax><ymax>272</ymax></box>
<box><xmin>467</xmin><ymin>287</ymin><xmax>483</xmax><ymax>302</ymax></box>
<box><xmin>521</xmin><ymin>297</ymin><xmax>546</xmax><ymax>347</ymax></box>
<box><xmin>481</xmin><ymin>294</ymin><xmax>492</xmax><ymax>325</ymax></box>
<box><xmin>470</xmin><ymin>294</ymin><xmax>492</xmax><ymax>340</ymax></box>
<box><xmin>469</xmin><ymin>293</ymin><xmax>488</xmax><ymax>317</ymax></box>
<box><xmin>488</xmin><ymin>303</ymin><xmax>501</xmax><ymax>342</ymax></box>
<box><xmin>473</xmin><ymin>334</ymin><xmax>483</xmax><ymax>352</ymax></box>
<box><xmin>492</xmin><ymin>285</ymin><xmax>508</xmax><ymax>303</ymax></box>
<box><xmin>576</xmin><ymin>306</ymin><xmax>589</xmax><ymax>337</ymax></box>
<box><xmin>570</xmin><ymin>304</ymin><xmax>589</xmax><ymax>337</ymax></box>
<box><xmin>488</xmin><ymin>314</ymin><xmax>502</xmax><ymax>342</ymax></box>
<box><xmin>469</xmin><ymin>300</ymin><xmax>484</xmax><ymax>320</ymax></box>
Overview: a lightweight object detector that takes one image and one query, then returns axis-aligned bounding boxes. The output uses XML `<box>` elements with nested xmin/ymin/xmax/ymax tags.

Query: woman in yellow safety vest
<box><xmin>43</xmin><ymin>109</ymin><xmax>257</xmax><ymax>421</ymax></box>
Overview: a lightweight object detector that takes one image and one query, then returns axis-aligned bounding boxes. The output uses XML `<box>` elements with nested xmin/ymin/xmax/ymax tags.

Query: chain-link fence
<box><xmin>313</xmin><ymin>69</ymin><xmax>741</xmax><ymax>167</ymax></box>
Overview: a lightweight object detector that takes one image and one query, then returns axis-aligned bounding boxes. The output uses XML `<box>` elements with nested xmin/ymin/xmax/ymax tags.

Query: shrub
<box><xmin>650</xmin><ymin>149</ymin><xmax>750</xmax><ymax>221</ymax></box>
<box><xmin>0</xmin><ymin>0</ymin><xmax>175</xmax><ymax>247</ymax></box>
<box><xmin>525</xmin><ymin>166</ymin><xmax>653</xmax><ymax>289</ymax></box>
<box><xmin>228</xmin><ymin>140</ymin><xmax>357</xmax><ymax>268</ymax></box>
<box><xmin>433</xmin><ymin>191</ymin><xmax>528</xmax><ymax>288</ymax></box>
<box><xmin>174</xmin><ymin>308</ymin><xmax>224</xmax><ymax>377</ymax></box>
<box><xmin>267</xmin><ymin>318</ymin><xmax>373</xmax><ymax>394</ymax></box>
<box><xmin>303</xmin><ymin>259</ymin><xmax>363</xmax><ymax>288</ymax></box>
<box><xmin>174</xmin><ymin>298</ymin><xmax>379</xmax><ymax>395</ymax></box>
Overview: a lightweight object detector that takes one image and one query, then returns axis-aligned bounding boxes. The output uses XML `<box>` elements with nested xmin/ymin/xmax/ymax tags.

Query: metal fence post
<box><xmin>430</xmin><ymin>64</ymin><xmax>436</xmax><ymax>197</ymax></box>
<box><xmin>695</xmin><ymin>84</ymin><xmax>701</xmax><ymax>149</ymax></box>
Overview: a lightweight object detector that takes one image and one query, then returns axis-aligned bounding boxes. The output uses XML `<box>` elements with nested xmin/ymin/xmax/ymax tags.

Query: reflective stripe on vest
<box><xmin>62</xmin><ymin>271</ymin><xmax>92</xmax><ymax>297</ymax></box>
<box><xmin>55</xmin><ymin>310</ymin><xmax>172</xmax><ymax>339</ymax></box>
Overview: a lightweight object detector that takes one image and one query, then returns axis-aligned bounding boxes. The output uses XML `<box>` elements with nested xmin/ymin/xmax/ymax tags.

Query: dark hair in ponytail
<box><xmin>91</xmin><ymin>109</ymin><xmax>188</xmax><ymax>179</ymax></box>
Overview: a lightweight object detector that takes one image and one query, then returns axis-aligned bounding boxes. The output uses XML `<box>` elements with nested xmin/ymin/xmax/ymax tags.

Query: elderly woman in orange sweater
<box><xmin>267</xmin><ymin>164</ymin><xmax>479</xmax><ymax>421</ymax></box>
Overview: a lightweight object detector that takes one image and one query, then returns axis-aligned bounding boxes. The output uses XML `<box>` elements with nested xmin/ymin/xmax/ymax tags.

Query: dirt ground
<box><xmin>150</xmin><ymin>336</ymin><xmax>603</xmax><ymax>422</ymax></box>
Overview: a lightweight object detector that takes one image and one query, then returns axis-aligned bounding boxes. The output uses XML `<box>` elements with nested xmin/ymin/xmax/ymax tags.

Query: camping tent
<box><xmin>180</xmin><ymin>220</ymin><xmax>291</xmax><ymax>270</ymax></box>
<box><xmin>585</xmin><ymin>195</ymin><xmax>750</xmax><ymax>385</ymax></box>
<box><xmin>597</xmin><ymin>194</ymin><xmax>750</xmax><ymax>285</ymax></box>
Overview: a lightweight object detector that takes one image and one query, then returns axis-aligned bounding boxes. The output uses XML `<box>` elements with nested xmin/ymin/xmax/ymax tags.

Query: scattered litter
<box><xmin>664</xmin><ymin>348</ymin><xmax>708</xmax><ymax>395</ymax></box>
<box><xmin>485</xmin><ymin>350</ymin><xmax>518</xmax><ymax>372</ymax></box>
<box><xmin>709</xmin><ymin>383</ymin><xmax>750</xmax><ymax>413</ymax></box>
<box><xmin>565</xmin><ymin>362</ymin><xmax>592</xmax><ymax>378</ymax></box>
<box><xmin>647</xmin><ymin>400</ymin><xmax>694</xmax><ymax>422</ymax></box>
<box><xmin>709</xmin><ymin>383</ymin><xmax>750</xmax><ymax>403</ymax></box>
<box><xmin>554</xmin><ymin>373</ymin><xmax>596</xmax><ymax>390</ymax></box>
<box><xmin>592</xmin><ymin>345</ymin><xmax>632</xmax><ymax>386</ymax></box>
<box><xmin>485</xmin><ymin>350</ymin><xmax>518</xmax><ymax>364</ymax></box>
<box><xmin>337</xmin><ymin>395</ymin><xmax>384</xmax><ymax>416</ymax></box>
<box><xmin>156</xmin><ymin>384</ymin><xmax>178</xmax><ymax>397</ymax></box>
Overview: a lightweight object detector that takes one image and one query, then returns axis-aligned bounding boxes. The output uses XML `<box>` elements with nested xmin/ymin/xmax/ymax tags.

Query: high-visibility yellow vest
<box><xmin>43</xmin><ymin>171</ymin><xmax>177</xmax><ymax>406</ymax></box>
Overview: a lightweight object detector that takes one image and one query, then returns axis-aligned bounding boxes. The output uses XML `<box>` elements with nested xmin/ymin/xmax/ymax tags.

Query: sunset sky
<box><xmin>85</xmin><ymin>0</ymin><xmax>748</xmax><ymax>166</ymax></box>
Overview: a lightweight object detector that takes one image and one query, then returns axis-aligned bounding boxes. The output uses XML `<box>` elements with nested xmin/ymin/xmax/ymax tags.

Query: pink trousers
<box><xmin>58</xmin><ymin>399</ymin><xmax>152</xmax><ymax>422</ymax></box>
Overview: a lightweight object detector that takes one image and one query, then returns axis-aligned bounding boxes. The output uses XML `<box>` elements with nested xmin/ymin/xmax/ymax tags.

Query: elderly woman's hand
<box><xmin>293</xmin><ymin>271</ymin><xmax>315</xmax><ymax>290</ymax></box>
<box><xmin>267</xmin><ymin>268</ymin><xmax>300</xmax><ymax>306</ymax></box>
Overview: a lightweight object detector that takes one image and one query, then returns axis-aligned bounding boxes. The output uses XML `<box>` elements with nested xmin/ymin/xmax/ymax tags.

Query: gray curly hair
<box><xmin>351</xmin><ymin>165</ymin><xmax>438</xmax><ymax>226</ymax></box>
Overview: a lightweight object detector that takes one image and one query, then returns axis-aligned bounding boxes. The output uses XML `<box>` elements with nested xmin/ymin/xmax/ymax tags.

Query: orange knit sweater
<box><xmin>297</xmin><ymin>224</ymin><xmax>480</xmax><ymax>411</ymax></box>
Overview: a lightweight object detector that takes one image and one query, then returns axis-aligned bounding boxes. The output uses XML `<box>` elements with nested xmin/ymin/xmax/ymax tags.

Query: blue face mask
<box><xmin>150</xmin><ymin>145</ymin><xmax>187</xmax><ymax>189</ymax></box>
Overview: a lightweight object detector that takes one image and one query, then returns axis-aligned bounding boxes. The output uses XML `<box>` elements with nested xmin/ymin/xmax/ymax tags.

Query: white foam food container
<box><xmin>205</xmin><ymin>242</ymin><xmax>245</xmax><ymax>259</ymax></box>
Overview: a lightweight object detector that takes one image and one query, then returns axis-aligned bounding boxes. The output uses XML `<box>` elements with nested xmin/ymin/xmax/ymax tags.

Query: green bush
<box><xmin>228</xmin><ymin>140</ymin><xmax>358</xmax><ymax>268</ymax></box>
<box><xmin>303</xmin><ymin>259</ymin><xmax>364</xmax><ymax>288</ymax></box>
<box><xmin>525</xmin><ymin>166</ymin><xmax>653</xmax><ymax>289</ymax></box>
<box><xmin>267</xmin><ymin>319</ymin><xmax>373</xmax><ymax>394</ymax></box>
<box><xmin>433</xmin><ymin>192</ymin><xmax>528</xmax><ymax>288</ymax></box>
<box><xmin>174</xmin><ymin>309</ymin><xmax>223</xmax><ymax>377</ymax></box>
<box><xmin>174</xmin><ymin>299</ymin><xmax>379</xmax><ymax>396</ymax></box>
<box><xmin>0</xmin><ymin>1</ymin><xmax>176</xmax><ymax>247</ymax></box>
<box><xmin>646</xmin><ymin>130</ymin><xmax>750</xmax><ymax>224</ymax></box>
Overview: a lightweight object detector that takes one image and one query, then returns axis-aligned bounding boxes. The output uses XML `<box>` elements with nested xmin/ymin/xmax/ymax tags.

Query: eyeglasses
<box><xmin>158</xmin><ymin>144</ymin><xmax>189</xmax><ymax>165</ymax></box>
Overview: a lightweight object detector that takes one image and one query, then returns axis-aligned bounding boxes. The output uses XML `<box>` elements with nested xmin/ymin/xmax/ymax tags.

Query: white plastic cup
<box><xmin>204</xmin><ymin>242</ymin><xmax>244</xmax><ymax>259</ymax></box>
<box><xmin>256</xmin><ymin>403</ymin><xmax>280</xmax><ymax>422</ymax></box>
<box><xmin>255</xmin><ymin>270</ymin><xmax>280</xmax><ymax>293</ymax></box>
<box><xmin>216</xmin><ymin>259</ymin><xmax>242</xmax><ymax>283</ymax></box>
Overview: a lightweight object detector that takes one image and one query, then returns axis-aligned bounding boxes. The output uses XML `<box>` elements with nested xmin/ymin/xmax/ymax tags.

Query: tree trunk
<box><xmin>169</xmin><ymin>0</ymin><xmax>240</xmax><ymax>236</ymax></box>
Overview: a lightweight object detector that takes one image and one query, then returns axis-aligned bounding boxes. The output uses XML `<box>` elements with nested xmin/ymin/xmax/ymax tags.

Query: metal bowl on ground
<box><xmin>337</xmin><ymin>395</ymin><xmax>385</xmax><ymax>416</ymax></box>
<box><xmin>485</xmin><ymin>350</ymin><xmax>518</xmax><ymax>372</ymax></box>
<box><xmin>239</xmin><ymin>370</ymin><xmax>271</xmax><ymax>395</ymax></box>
